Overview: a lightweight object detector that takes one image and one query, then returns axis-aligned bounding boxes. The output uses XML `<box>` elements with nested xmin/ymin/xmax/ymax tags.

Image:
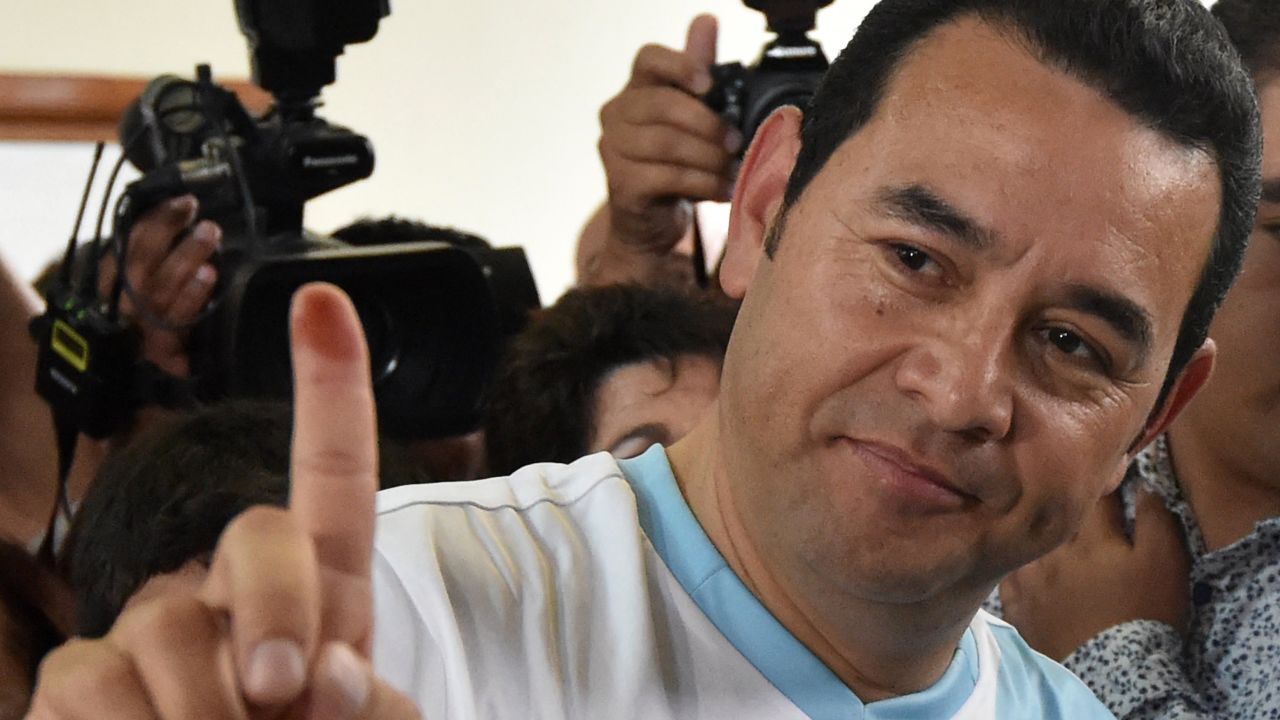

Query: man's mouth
<box><xmin>840</xmin><ymin>438</ymin><xmax>979</xmax><ymax>512</ymax></box>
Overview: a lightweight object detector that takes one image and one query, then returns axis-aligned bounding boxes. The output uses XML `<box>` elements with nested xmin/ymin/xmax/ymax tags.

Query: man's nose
<box><xmin>893</xmin><ymin>324</ymin><xmax>1015</xmax><ymax>443</ymax></box>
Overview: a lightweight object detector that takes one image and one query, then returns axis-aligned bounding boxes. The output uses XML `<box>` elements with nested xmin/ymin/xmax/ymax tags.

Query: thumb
<box><xmin>685</xmin><ymin>14</ymin><xmax>718</xmax><ymax>70</ymax></box>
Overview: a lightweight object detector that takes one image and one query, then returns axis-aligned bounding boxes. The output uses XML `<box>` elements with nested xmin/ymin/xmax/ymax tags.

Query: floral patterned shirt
<box><xmin>1061</xmin><ymin>436</ymin><xmax>1280</xmax><ymax>719</ymax></box>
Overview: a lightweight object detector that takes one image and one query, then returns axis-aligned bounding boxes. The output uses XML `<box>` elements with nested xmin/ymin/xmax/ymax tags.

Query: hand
<box><xmin>97</xmin><ymin>195</ymin><xmax>221</xmax><ymax>378</ymax></box>
<box><xmin>27</xmin><ymin>284</ymin><xmax>420</xmax><ymax>720</ymax></box>
<box><xmin>1000</xmin><ymin>488</ymin><xmax>1191</xmax><ymax>661</ymax></box>
<box><xmin>597</xmin><ymin>14</ymin><xmax>738</xmax><ymax>255</ymax></box>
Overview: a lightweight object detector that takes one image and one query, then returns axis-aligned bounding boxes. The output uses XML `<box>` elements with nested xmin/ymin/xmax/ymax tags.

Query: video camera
<box><xmin>704</xmin><ymin>0</ymin><xmax>834</xmax><ymax>153</ymax></box>
<box><xmin>33</xmin><ymin>0</ymin><xmax>539</xmax><ymax>446</ymax></box>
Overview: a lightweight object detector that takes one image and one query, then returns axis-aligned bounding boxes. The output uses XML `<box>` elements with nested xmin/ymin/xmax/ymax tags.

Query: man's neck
<box><xmin>666</xmin><ymin>419</ymin><xmax>977</xmax><ymax>703</ymax></box>
<box><xmin>1166</xmin><ymin>427</ymin><xmax>1280</xmax><ymax>553</ymax></box>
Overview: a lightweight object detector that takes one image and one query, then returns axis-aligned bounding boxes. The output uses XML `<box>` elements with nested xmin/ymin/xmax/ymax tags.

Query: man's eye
<box><xmin>892</xmin><ymin>244</ymin><xmax>935</xmax><ymax>272</ymax></box>
<box><xmin>1043</xmin><ymin>328</ymin><xmax>1107</xmax><ymax>370</ymax></box>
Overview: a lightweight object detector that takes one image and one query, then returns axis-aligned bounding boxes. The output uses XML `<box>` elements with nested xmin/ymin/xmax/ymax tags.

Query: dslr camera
<box><xmin>704</xmin><ymin>0</ymin><xmax>834</xmax><ymax>151</ymax></box>
<box><xmin>34</xmin><ymin>0</ymin><xmax>538</xmax><ymax>444</ymax></box>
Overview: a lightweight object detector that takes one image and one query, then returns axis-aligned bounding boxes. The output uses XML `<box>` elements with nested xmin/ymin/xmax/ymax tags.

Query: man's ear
<box><xmin>719</xmin><ymin>105</ymin><xmax>803</xmax><ymax>299</ymax></box>
<box><xmin>1128</xmin><ymin>339</ymin><xmax>1217</xmax><ymax>457</ymax></box>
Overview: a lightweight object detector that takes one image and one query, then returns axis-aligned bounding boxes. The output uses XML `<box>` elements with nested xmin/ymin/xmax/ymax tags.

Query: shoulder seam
<box><xmin>376</xmin><ymin>471</ymin><xmax>627</xmax><ymax>518</ymax></box>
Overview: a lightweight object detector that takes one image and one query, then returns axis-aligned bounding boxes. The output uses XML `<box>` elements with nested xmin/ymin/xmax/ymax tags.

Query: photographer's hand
<box><xmin>27</xmin><ymin>284</ymin><xmax>421</xmax><ymax>720</ymax></box>
<box><xmin>578</xmin><ymin>15</ymin><xmax>738</xmax><ymax>287</ymax></box>
<box><xmin>97</xmin><ymin>195</ymin><xmax>221</xmax><ymax>378</ymax></box>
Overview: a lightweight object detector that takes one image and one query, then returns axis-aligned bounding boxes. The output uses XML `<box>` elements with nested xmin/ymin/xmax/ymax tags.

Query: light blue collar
<box><xmin>619</xmin><ymin>445</ymin><xmax>979</xmax><ymax>720</ymax></box>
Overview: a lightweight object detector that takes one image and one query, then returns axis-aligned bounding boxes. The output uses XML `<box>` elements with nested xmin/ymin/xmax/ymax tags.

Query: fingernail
<box><xmin>245</xmin><ymin>639</ymin><xmax>306</xmax><ymax>704</ymax></box>
<box><xmin>193</xmin><ymin>221</ymin><xmax>220</xmax><ymax>245</ymax></box>
<box><xmin>320</xmin><ymin>643</ymin><xmax>370</xmax><ymax>716</ymax></box>
<box><xmin>724</xmin><ymin>129</ymin><xmax>744</xmax><ymax>154</ymax></box>
<box><xmin>167</xmin><ymin>195</ymin><xmax>197</xmax><ymax>214</ymax></box>
<box><xmin>194</xmin><ymin>264</ymin><xmax>216</xmax><ymax>285</ymax></box>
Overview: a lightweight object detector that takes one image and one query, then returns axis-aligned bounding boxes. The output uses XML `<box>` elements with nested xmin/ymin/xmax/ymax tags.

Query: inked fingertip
<box><xmin>290</xmin><ymin>283</ymin><xmax>366</xmax><ymax>362</ymax></box>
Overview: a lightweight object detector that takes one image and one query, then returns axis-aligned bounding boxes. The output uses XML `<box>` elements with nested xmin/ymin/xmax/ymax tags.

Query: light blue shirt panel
<box><xmin>619</xmin><ymin>445</ymin><xmax>980</xmax><ymax>720</ymax></box>
<box><xmin>988</xmin><ymin>624</ymin><xmax>1115</xmax><ymax>719</ymax></box>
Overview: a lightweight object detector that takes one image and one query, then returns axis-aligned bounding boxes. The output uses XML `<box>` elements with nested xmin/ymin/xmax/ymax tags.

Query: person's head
<box><xmin>65</xmin><ymin>400</ymin><xmax>428</xmax><ymax>637</ymax></box>
<box><xmin>709</xmin><ymin>0</ymin><xmax>1259</xmax><ymax>613</ymax></box>
<box><xmin>64</xmin><ymin>400</ymin><xmax>293</xmax><ymax>637</ymax></box>
<box><xmin>332</xmin><ymin>216</ymin><xmax>493</xmax><ymax>252</ymax></box>
<box><xmin>484</xmin><ymin>285</ymin><xmax>736</xmax><ymax>475</ymax></box>
<box><xmin>1166</xmin><ymin>0</ymin><xmax>1280</xmax><ymax>486</ymax></box>
<box><xmin>332</xmin><ymin>215</ymin><xmax>501</xmax><ymax>481</ymax></box>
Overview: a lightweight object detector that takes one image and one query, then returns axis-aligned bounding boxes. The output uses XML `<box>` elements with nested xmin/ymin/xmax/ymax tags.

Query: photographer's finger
<box><xmin>125</xmin><ymin>195</ymin><xmax>199</xmax><ymax>294</ymax></box>
<box><xmin>162</xmin><ymin>263</ymin><xmax>218</xmax><ymax>328</ymax></box>
<box><xmin>202</xmin><ymin>506</ymin><xmax>321</xmax><ymax>708</ymax></box>
<box><xmin>308</xmin><ymin>643</ymin><xmax>422</xmax><ymax>720</ymax></box>
<box><xmin>630</xmin><ymin>43</ymin><xmax>713</xmax><ymax>96</ymax></box>
<box><xmin>110</xmin><ymin>594</ymin><xmax>250</xmax><ymax>720</ymax></box>
<box><xmin>96</xmin><ymin>252</ymin><xmax>118</xmax><ymax>302</ymax></box>
<box><xmin>27</xmin><ymin>639</ymin><xmax>160</xmax><ymax>720</ymax></box>
<box><xmin>288</xmin><ymin>283</ymin><xmax>378</xmax><ymax>647</ymax></box>
<box><xmin>684</xmin><ymin>14</ymin><xmax>718</xmax><ymax>70</ymax></box>
<box><xmin>145</xmin><ymin>221</ymin><xmax>221</xmax><ymax>318</ymax></box>
<box><xmin>610</xmin><ymin>163</ymin><xmax>731</xmax><ymax>206</ymax></box>
<box><xmin>611</xmin><ymin>124</ymin><xmax>734</xmax><ymax>176</ymax></box>
<box><xmin>615</xmin><ymin>86</ymin><xmax>729</xmax><ymax>144</ymax></box>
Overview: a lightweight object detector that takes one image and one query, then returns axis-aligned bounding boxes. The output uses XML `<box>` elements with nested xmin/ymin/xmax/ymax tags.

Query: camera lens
<box><xmin>350</xmin><ymin>293</ymin><xmax>402</xmax><ymax>386</ymax></box>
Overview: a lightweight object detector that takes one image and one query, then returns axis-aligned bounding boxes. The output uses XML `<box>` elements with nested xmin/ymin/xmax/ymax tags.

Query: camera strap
<box><xmin>34</xmin><ymin>410</ymin><xmax>78</xmax><ymax>568</ymax></box>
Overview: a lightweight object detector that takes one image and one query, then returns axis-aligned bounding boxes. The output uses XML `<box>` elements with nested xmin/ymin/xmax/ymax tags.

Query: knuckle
<box><xmin>118</xmin><ymin>593</ymin><xmax>209</xmax><ymax>639</ymax></box>
<box><xmin>36</xmin><ymin>639</ymin><xmax>130</xmax><ymax>703</ymax></box>
<box><xmin>293</xmin><ymin>447</ymin><xmax>372</xmax><ymax>482</ymax></box>
<box><xmin>633</xmin><ymin>44</ymin><xmax>663</xmax><ymax>73</ymax></box>
<box><xmin>224</xmin><ymin>505</ymin><xmax>294</xmax><ymax>543</ymax></box>
<box><xmin>677</xmin><ymin>166</ymin><xmax>709</xmax><ymax>188</ymax></box>
<box><xmin>599</xmin><ymin>98</ymin><xmax>618</xmax><ymax>126</ymax></box>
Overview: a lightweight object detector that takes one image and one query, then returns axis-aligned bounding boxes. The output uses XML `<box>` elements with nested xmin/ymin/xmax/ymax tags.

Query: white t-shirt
<box><xmin>372</xmin><ymin>446</ymin><xmax>1114</xmax><ymax>719</ymax></box>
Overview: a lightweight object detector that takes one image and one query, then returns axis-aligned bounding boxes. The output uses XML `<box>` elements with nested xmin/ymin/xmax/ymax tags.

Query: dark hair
<box><xmin>64</xmin><ymin>400</ymin><xmax>429</xmax><ymax>638</ymax></box>
<box><xmin>332</xmin><ymin>216</ymin><xmax>493</xmax><ymax>252</ymax></box>
<box><xmin>775</xmin><ymin>0</ymin><xmax>1262</xmax><ymax>409</ymax></box>
<box><xmin>484</xmin><ymin>285</ymin><xmax>737</xmax><ymax>475</ymax></box>
<box><xmin>1214</xmin><ymin>0</ymin><xmax>1280</xmax><ymax>80</ymax></box>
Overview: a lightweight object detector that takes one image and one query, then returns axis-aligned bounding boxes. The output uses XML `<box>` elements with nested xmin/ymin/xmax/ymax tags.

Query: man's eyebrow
<box><xmin>874</xmin><ymin>184</ymin><xmax>996</xmax><ymax>250</ymax></box>
<box><xmin>1261</xmin><ymin>178</ymin><xmax>1280</xmax><ymax>204</ymax></box>
<box><xmin>1063</xmin><ymin>284</ymin><xmax>1154</xmax><ymax>362</ymax></box>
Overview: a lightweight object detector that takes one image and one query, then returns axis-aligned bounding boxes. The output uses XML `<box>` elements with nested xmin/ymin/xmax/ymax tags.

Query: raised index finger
<box><xmin>288</xmin><ymin>282</ymin><xmax>379</xmax><ymax>647</ymax></box>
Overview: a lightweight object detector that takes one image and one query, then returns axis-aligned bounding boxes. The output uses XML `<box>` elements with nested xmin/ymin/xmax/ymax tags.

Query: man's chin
<box><xmin>806</xmin><ymin>543</ymin><xmax>983</xmax><ymax>608</ymax></box>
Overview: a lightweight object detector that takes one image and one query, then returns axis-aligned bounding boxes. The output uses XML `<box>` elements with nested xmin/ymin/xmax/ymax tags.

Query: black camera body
<box><xmin>704</xmin><ymin>0</ymin><xmax>833</xmax><ymax>151</ymax></box>
<box><xmin>35</xmin><ymin>0</ymin><xmax>539</xmax><ymax>442</ymax></box>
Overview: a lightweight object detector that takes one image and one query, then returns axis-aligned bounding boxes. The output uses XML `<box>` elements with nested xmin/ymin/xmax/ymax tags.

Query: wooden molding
<box><xmin>0</xmin><ymin>73</ymin><xmax>272</xmax><ymax>143</ymax></box>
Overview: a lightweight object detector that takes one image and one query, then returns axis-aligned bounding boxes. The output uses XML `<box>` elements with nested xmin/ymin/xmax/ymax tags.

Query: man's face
<box><xmin>1173</xmin><ymin>79</ymin><xmax>1280</xmax><ymax>487</ymax></box>
<box><xmin>717</xmin><ymin>18</ymin><xmax>1220</xmax><ymax>606</ymax></box>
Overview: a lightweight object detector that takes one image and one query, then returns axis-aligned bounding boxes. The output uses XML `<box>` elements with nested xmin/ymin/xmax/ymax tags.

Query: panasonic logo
<box><xmin>303</xmin><ymin>154</ymin><xmax>360</xmax><ymax>169</ymax></box>
<box><xmin>766</xmin><ymin>46</ymin><xmax>819</xmax><ymax>59</ymax></box>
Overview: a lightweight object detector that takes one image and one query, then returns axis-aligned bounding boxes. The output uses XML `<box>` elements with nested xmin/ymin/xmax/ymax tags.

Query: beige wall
<box><xmin>0</xmin><ymin>0</ymin><xmax>888</xmax><ymax>300</ymax></box>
